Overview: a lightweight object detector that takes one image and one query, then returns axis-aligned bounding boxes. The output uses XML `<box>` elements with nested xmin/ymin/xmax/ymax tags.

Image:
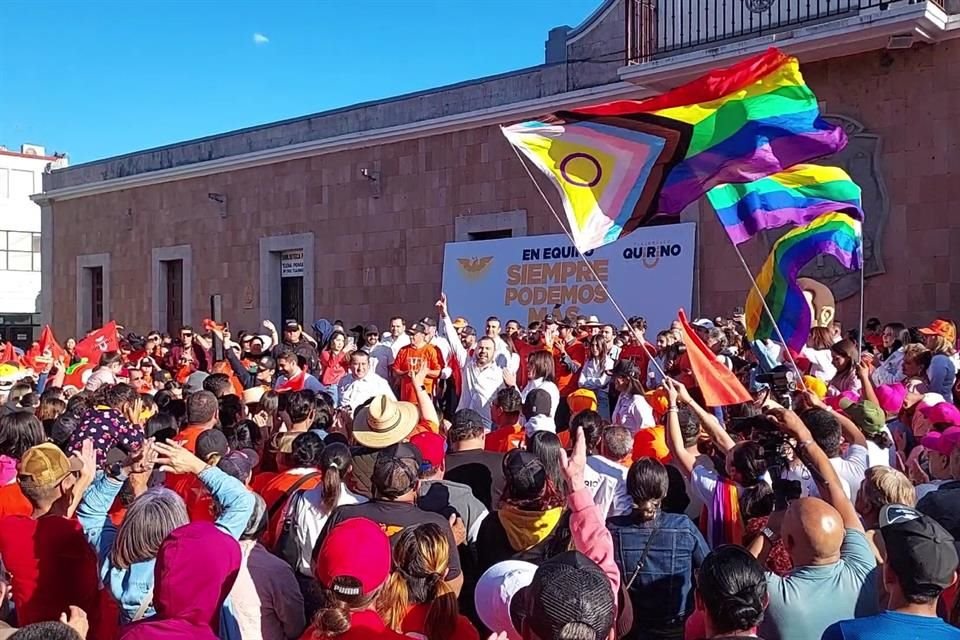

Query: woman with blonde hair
<box><xmin>856</xmin><ymin>465</ymin><xmax>917</xmax><ymax>563</ymax></box>
<box><xmin>918</xmin><ymin>319</ymin><xmax>959</xmax><ymax>402</ymax></box>
<box><xmin>378</xmin><ymin>523</ymin><xmax>478</xmax><ymax>640</ymax></box>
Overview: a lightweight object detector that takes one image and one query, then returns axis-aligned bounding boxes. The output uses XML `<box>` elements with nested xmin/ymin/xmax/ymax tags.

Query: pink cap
<box><xmin>925</xmin><ymin>427</ymin><xmax>960</xmax><ymax>455</ymax></box>
<box><xmin>825</xmin><ymin>391</ymin><xmax>859</xmax><ymax>411</ymax></box>
<box><xmin>919</xmin><ymin>402</ymin><xmax>960</xmax><ymax>428</ymax></box>
<box><xmin>874</xmin><ymin>383</ymin><xmax>907</xmax><ymax>414</ymax></box>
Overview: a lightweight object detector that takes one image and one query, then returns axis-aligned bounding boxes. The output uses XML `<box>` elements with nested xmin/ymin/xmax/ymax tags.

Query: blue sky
<box><xmin>0</xmin><ymin>0</ymin><xmax>601</xmax><ymax>164</ymax></box>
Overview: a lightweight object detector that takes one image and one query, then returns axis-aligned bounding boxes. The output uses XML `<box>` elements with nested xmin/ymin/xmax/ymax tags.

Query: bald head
<box><xmin>781</xmin><ymin>497</ymin><xmax>845</xmax><ymax>567</ymax></box>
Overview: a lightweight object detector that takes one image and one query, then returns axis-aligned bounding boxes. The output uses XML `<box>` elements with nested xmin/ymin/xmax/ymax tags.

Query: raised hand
<box><xmin>435</xmin><ymin>292</ymin><xmax>448</xmax><ymax>317</ymax></box>
<box><xmin>558</xmin><ymin>426</ymin><xmax>586</xmax><ymax>494</ymax></box>
<box><xmin>154</xmin><ymin>440</ymin><xmax>208</xmax><ymax>475</ymax></box>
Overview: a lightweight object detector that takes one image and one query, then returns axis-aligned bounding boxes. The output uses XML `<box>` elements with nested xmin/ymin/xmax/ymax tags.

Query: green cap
<box><xmin>839</xmin><ymin>398</ymin><xmax>886</xmax><ymax>435</ymax></box>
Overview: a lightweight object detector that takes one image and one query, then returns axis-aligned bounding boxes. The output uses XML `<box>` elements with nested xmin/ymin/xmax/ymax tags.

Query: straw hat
<box><xmin>352</xmin><ymin>395</ymin><xmax>419</xmax><ymax>448</ymax></box>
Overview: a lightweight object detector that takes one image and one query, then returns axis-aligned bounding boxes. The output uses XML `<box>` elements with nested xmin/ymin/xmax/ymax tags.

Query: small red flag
<box><xmin>677</xmin><ymin>310</ymin><xmax>751</xmax><ymax>407</ymax></box>
<box><xmin>74</xmin><ymin>321</ymin><xmax>120</xmax><ymax>362</ymax></box>
<box><xmin>0</xmin><ymin>342</ymin><xmax>15</xmax><ymax>364</ymax></box>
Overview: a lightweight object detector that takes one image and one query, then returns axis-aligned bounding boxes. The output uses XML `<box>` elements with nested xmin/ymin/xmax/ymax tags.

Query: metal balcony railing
<box><xmin>626</xmin><ymin>0</ymin><xmax>943</xmax><ymax>63</ymax></box>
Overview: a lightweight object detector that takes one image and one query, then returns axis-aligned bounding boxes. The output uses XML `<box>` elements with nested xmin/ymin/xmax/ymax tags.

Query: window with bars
<box><xmin>0</xmin><ymin>231</ymin><xmax>41</xmax><ymax>272</ymax></box>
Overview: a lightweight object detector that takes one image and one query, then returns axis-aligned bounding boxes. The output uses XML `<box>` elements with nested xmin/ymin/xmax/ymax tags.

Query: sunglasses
<box><xmin>181</xmin><ymin>333</ymin><xmax>193</xmax><ymax>339</ymax></box>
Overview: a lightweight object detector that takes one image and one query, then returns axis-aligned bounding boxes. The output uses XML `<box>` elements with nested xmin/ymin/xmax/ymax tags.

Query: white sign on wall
<box><xmin>280</xmin><ymin>249</ymin><xmax>304</xmax><ymax>278</ymax></box>
<box><xmin>441</xmin><ymin>223</ymin><xmax>696</xmax><ymax>335</ymax></box>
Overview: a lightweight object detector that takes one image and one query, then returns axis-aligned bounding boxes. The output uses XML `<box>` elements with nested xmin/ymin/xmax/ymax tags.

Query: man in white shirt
<box><xmin>801</xmin><ymin>400</ymin><xmax>869</xmax><ymax>503</ymax></box>
<box><xmin>588</xmin><ymin>422</ymin><xmax>633</xmax><ymax>518</ymax></box>
<box><xmin>384</xmin><ymin>316</ymin><xmax>410</xmax><ymax>357</ymax></box>
<box><xmin>338</xmin><ymin>350</ymin><xmax>395</xmax><ymax>413</ymax></box>
<box><xmin>438</xmin><ymin>293</ymin><xmax>506</xmax><ymax>428</ymax></box>
<box><xmin>361</xmin><ymin>324</ymin><xmax>394</xmax><ymax>381</ymax></box>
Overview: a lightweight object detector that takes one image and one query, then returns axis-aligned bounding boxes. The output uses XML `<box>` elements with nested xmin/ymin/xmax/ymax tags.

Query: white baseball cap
<box><xmin>474</xmin><ymin>560</ymin><xmax>537</xmax><ymax>640</ymax></box>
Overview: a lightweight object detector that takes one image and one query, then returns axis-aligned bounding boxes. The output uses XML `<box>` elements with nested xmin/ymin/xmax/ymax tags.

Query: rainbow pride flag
<box><xmin>745</xmin><ymin>212</ymin><xmax>862</xmax><ymax>351</ymax></box>
<box><xmin>502</xmin><ymin>49</ymin><xmax>846</xmax><ymax>252</ymax></box>
<box><xmin>708</xmin><ymin>165</ymin><xmax>863</xmax><ymax>245</ymax></box>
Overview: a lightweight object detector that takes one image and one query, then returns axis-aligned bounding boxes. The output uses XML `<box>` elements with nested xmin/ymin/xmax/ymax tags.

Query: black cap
<box><xmin>608</xmin><ymin>359</ymin><xmax>639</xmax><ymax>378</ymax></box>
<box><xmin>542</xmin><ymin>315</ymin><xmax>558</xmax><ymax>326</ymax></box>
<box><xmin>503</xmin><ymin>450</ymin><xmax>546</xmax><ymax>501</ymax></box>
<box><xmin>256</xmin><ymin>355</ymin><xmax>276</xmax><ymax>371</ymax></box>
<box><xmin>364</xmin><ymin>324</ymin><xmax>380</xmax><ymax>336</ymax></box>
<box><xmin>880</xmin><ymin>504</ymin><xmax>959</xmax><ymax>592</ymax></box>
<box><xmin>283</xmin><ymin>319</ymin><xmax>300</xmax><ymax>331</ymax></box>
<box><xmin>462</xmin><ymin>326</ymin><xmax>477</xmax><ymax>337</ymax></box>
<box><xmin>372</xmin><ymin>442</ymin><xmax>423</xmax><ymax>499</ymax></box>
<box><xmin>196</xmin><ymin>429</ymin><xmax>229</xmax><ymax>463</ymax></box>
<box><xmin>406</xmin><ymin>322</ymin><xmax>427</xmax><ymax>336</ymax></box>
<box><xmin>527</xmin><ymin>551</ymin><xmax>616</xmax><ymax>640</ymax></box>
<box><xmin>420</xmin><ymin>317</ymin><xmax>437</xmax><ymax>328</ymax></box>
<box><xmin>523</xmin><ymin>388</ymin><xmax>552</xmax><ymax>418</ymax></box>
<box><xmin>218</xmin><ymin>448</ymin><xmax>260</xmax><ymax>481</ymax></box>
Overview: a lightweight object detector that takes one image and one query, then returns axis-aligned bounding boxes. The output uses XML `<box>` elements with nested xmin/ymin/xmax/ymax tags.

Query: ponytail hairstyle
<box><xmin>377</xmin><ymin>523</ymin><xmax>457</xmax><ymax>640</ymax></box>
<box><xmin>626</xmin><ymin>457</ymin><xmax>668</xmax><ymax>522</ymax></box>
<box><xmin>310</xmin><ymin>584</ymin><xmax>378</xmax><ymax>637</ymax></box>
<box><xmin>730</xmin><ymin>442</ymin><xmax>774</xmax><ymax>520</ymax></box>
<box><xmin>320</xmin><ymin>442</ymin><xmax>352</xmax><ymax>514</ymax></box>
<box><xmin>697</xmin><ymin>545</ymin><xmax>768</xmax><ymax>634</ymax></box>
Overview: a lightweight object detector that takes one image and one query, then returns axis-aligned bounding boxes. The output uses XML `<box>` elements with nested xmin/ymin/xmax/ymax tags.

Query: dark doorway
<box><xmin>163</xmin><ymin>259</ymin><xmax>184</xmax><ymax>333</ymax></box>
<box><xmin>281</xmin><ymin>276</ymin><xmax>303</xmax><ymax>325</ymax></box>
<box><xmin>90</xmin><ymin>267</ymin><xmax>104</xmax><ymax>330</ymax></box>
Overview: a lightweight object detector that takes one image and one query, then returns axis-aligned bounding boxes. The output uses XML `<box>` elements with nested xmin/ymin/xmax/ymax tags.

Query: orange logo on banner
<box><xmin>457</xmin><ymin>256</ymin><xmax>493</xmax><ymax>280</ymax></box>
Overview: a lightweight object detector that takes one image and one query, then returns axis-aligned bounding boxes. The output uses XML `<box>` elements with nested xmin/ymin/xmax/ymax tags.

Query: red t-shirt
<box><xmin>0</xmin><ymin>515</ymin><xmax>111</xmax><ymax>636</ymax></box>
<box><xmin>299</xmin><ymin>609</ymin><xmax>404</xmax><ymax>640</ymax></box>
<box><xmin>320</xmin><ymin>350</ymin><xmax>350</xmax><ymax>386</ymax></box>
<box><xmin>401</xmin><ymin>603</ymin><xmax>479</xmax><ymax>640</ymax></box>
<box><xmin>511</xmin><ymin>336</ymin><xmax>549</xmax><ymax>390</ymax></box>
<box><xmin>619</xmin><ymin>343</ymin><xmax>656</xmax><ymax>383</ymax></box>
<box><xmin>166</xmin><ymin>424</ymin><xmax>216</xmax><ymax>522</ymax></box>
<box><xmin>0</xmin><ymin>482</ymin><xmax>32</xmax><ymax>518</ymax></box>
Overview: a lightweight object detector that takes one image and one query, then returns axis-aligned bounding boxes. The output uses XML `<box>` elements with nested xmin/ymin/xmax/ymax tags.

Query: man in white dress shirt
<box><xmin>437</xmin><ymin>293</ymin><xmax>506</xmax><ymax>428</ymax></box>
<box><xmin>338</xmin><ymin>350</ymin><xmax>395</xmax><ymax>413</ymax></box>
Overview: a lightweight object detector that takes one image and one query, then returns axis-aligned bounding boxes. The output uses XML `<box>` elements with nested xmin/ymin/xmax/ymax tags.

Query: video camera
<box><xmin>755</xmin><ymin>366</ymin><xmax>798</xmax><ymax>410</ymax></box>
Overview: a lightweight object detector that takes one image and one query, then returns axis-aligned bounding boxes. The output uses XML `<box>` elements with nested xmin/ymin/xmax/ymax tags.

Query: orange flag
<box><xmin>677</xmin><ymin>309</ymin><xmax>751</xmax><ymax>407</ymax></box>
<box><xmin>74</xmin><ymin>321</ymin><xmax>120</xmax><ymax>362</ymax></box>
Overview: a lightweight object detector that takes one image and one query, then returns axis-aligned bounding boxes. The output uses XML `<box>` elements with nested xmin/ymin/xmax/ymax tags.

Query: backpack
<box><xmin>272</xmin><ymin>472</ymin><xmax>321</xmax><ymax>569</ymax></box>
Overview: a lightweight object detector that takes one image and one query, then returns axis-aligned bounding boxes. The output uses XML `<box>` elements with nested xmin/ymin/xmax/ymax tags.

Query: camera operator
<box><xmin>793</xmin><ymin>391</ymin><xmax>870</xmax><ymax>503</ymax></box>
<box><xmin>748</xmin><ymin>405</ymin><xmax>878</xmax><ymax>640</ymax></box>
<box><xmin>663</xmin><ymin>378</ymin><xmax>772</xmax><ymax>549</ymax></box>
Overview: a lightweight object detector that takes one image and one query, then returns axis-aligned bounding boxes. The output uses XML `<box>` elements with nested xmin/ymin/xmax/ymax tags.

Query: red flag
<box><xmin>63</xmin><ymin>359</ymin><xmax>95</xmax><ymax>390</ymax></box>
<box><xmin>23</xmin><ymin>325</ymin><xmax>67</xmax><ymax>372</ymax></box>
<box><xmin>0</xmin><ymin>342</ymin><xmax>15</xmax><ymax>364</ymax></box>
<box><xmin>74</xmin><ymin>321</ymin><xmax>120</xmax><ymax>362</ymax></box>
<box><xmin>677</xmin><ymin>310</ymin><xmax>751</xmax><ymax>407</ymax></box>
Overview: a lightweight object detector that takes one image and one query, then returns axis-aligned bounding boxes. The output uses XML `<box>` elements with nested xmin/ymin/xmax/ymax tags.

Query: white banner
<box><xmin>441</xmin><ymin>223</ymin><xmax>696</xmax><ymax>335</ymax></box>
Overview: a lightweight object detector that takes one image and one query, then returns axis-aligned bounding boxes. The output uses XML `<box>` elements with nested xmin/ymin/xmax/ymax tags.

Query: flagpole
<box><xmin>507</xmin><ymin>142</ymin><xmax>669</xmax><ymax>381</ymax></box>
<box><xmin>730</xmin><ymin>243</ymin><xmax>808</xmax><ymax>390</ymax></box>
<box><xmin>858</xmin><ymin>256</ymin><xmax>866</xmax><ymax>360</ymax></box>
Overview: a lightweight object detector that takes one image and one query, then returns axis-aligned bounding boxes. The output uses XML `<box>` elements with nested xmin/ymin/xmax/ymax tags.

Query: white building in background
<box><xmin>0</xmin><ymin>144</ymin><xmax>68</xmax><ymax>348</ymax></box>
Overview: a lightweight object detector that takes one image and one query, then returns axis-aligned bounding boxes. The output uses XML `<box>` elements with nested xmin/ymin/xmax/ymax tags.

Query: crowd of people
<box><xmin>0</xmin><ymin>296</ymin><xmax>958</xmax><ymax>640</ymax></box>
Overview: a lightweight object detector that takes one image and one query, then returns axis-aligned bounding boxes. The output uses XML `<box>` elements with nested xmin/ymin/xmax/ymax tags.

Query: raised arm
<box><xmin>437</xmin><ymin>293</ymin><xmax>468</xmax><ymax>367</ymax></box>
<box><xmin>154</xmin><ymin>440</ymin><xmax>255</xmax><ymax>540</ymax></box>
<box><xmin>675</xmin><ymin>380</ymin><xmax>736</xmax><ymax>453</ymax></box>
<box><xmin>412</xmin><ymin>365</ymin><xmax>440</xmax><ymax>429</ymax></box>
<box><xmin>663</xmin><ymin>379</ymin><xmax>697</xmax><ymax>478</ymax></box>
<box><xmin>768</xmin><ymin>407</ymin><xmax>863</xmax><ymax>532</ymax></box>
<box><xmin>856</xmin><ymin>361</ymin><xmax>880</xmax><ymax>408</ymax></box>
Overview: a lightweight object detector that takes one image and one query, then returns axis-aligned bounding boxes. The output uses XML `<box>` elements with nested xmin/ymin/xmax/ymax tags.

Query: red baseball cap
<box><xmin>410</xmin><ymin>431</ymin><xmax>446</xmax><ymax>471</ymax></box>
<box><xmin>919</xmin><ymin>402</ymin><xmax>960</xmax><ymax>428</ymax></box>
<box><xmin>314</xmin><ymin>518</ymin><xmax>391</xmax><ymax>599</ymax></box>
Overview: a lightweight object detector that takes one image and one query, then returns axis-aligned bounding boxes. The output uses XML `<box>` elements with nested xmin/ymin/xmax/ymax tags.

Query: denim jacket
<box><xmin>607</xmin><ymin>510</ymin><xmax>709</xmax><ymax>626</ymax></box>
<box><xmin>77</xmin><ymin>467</ymin><xmax>254</xmax><ymax>636</ymax></box>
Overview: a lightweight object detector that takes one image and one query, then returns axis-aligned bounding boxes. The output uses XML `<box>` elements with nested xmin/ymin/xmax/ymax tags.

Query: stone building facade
<box><xmin>37</xmin><ymin>0</ymin><xmax>960</xmax><ymax>339</ymax></box>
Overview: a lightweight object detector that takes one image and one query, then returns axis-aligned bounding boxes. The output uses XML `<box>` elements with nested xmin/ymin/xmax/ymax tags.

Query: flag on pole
<box><xmin>74</xmin><ymin>321</ymin><xmax>120</xmax><ymax>362</ymax></box>
<box><xmin>677</xmin><ymin>309</ymin><xmax>752</xmax><ymax>407</ymax></box>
